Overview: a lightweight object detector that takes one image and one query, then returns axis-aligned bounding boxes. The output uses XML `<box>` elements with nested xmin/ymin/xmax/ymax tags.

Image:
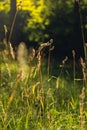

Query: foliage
<box><xmin>0</xmin><ymin>0</ymin><xmax>87</xmax><ymax>58</ymax></box>
<box><xmin>23</xmin><ymin>0</ymin><xmax>57</xmax><ymax>42</ymax></box>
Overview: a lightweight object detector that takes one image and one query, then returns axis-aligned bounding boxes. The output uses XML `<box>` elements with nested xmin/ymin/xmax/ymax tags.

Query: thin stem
<box><xmin>48</xmin><ymin>45</ymin><xmax>51</xmax><ymax>78</ymax></box>
<box><xmin>72</xmin><ymin>50</ymin><xmax>76</xmax><ymax>85</ymax></box>
<box><xmin>77</xmin><ymin>1</ymin><xmax>86</xmax><ymax>60</ymax></box>
<box><xmin>8</xmin><ymin>10</ymin><xmax>18</xmax><ymax>42</ymax></box>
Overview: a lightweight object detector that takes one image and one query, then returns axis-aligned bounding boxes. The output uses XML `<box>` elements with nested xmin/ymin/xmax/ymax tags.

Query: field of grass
<box><xmin>0</xmin><ymin>40</ymin><xmax>87</xmax><ymax>130</ymax></box>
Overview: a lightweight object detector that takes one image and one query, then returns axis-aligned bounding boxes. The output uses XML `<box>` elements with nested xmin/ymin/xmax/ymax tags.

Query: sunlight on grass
<box><xmin>0</xmin><ymin>40</ymin><xmax>87</xmax><ymax>130</ymax></box>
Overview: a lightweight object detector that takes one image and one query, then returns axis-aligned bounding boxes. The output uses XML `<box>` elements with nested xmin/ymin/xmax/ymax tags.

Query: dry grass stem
<box><xmin>9</xmin><ymin>42</ymin><xmax>15</xmax><ymax>60</ymax></box>
<box><xmin>80</xmin><ymin>58</ymin><xmax>87</xmax><ymax>85</ymax></box>
<box><xmin>72</xmin><ymin>50</ymin><xmax>76</xmax><ymax>85</ymax></box>
<box><xmin>80</xmin><ymin>87</ymin><xmax>86</xmax><ymax>130</ymax></box>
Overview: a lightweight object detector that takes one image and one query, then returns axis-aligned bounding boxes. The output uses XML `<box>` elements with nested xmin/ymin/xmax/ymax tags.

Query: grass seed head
<box><xmin>17</xmin><ymin>42</ymin><xmax>29</xmax><ymax>80</ymax></box>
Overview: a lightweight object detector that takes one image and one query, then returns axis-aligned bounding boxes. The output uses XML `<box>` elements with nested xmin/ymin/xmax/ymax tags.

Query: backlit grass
<box><xmin>0</xmin><ymin>41</ymin><xmax>87</xmax><ymax>130</ymax></box>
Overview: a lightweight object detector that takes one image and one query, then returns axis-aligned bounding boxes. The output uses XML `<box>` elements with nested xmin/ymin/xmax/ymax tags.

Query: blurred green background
<box><xmin>0</xmin><ymin>0</ymin><xmax>87</xmax><ymax>58</ymax></box>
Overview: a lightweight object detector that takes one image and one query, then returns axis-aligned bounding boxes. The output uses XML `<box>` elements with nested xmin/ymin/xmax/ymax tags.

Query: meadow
<box><xmin>0</xmin><ymin>38</ymin><xmax>87</xmax><ymax>130</ymax></box>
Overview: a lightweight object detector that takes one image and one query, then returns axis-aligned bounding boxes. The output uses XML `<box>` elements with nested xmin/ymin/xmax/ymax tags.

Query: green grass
<box><xmin>0</xmin><ymin>41</ymin><xmax>87</xmax><ymax>130</ymax></box>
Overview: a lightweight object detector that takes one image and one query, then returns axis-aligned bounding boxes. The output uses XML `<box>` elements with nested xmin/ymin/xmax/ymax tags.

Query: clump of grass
<box><xmin>1</xmin><ymin>32</ymin><xmax>87</xmax><ymax>130</ymax></box>
<box><xmin>1</xmin><ymin>4</ymin><xmax>87</xmax><ymax>127</ymax></box>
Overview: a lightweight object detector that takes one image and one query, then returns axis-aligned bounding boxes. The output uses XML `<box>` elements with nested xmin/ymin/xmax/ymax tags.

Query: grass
<box><xmin>0</xmin><ymin>39</ymin><xmax>87</xmax><ymax>130</ymax></box>
<box><xmin>0</xmin><ymin>2</ymin><xmax>87</xmax><ymax>129</ymax></box>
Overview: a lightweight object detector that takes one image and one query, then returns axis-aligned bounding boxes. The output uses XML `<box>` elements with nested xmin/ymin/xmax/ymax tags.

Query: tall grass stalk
<box><xmin>79</xmin><ymin>57</ymin><xmax>87</xmax><ymax>130</ymax></box>
<box><xmin>47</xmin><ymin>39</ymin><xmax>54</xmax><ymax>78</ymax></box>
<box><xmin>78</xmin><ymin>0</ymin><xmax>86</xmax><ymax>61</ymax></box>
<box><xmin>36</xmin><ymin>40</ymin><xmax>54</xmax><ymax>117</ymax></box>
<box><xmin>80</xmin><ymin>58</ymin><xmax>87</xmax><ymax>86</ymax></box>
<box><xmin>8</xmin><ymin>1</ymin><xmax>22</xmax><ymax>42</ymax></box>
<box><xmin>80</xmin><ymin>87</ymin><xmax>86</xmax><ymax>130</ymax></box>
<box><xmin>72</xmin><ymin>50</ymin><xmax>76</xmax><ymax>85</ymax></box>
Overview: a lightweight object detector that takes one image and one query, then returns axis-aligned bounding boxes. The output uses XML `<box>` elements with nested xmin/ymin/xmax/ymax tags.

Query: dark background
<box><xmin>0</xmin><ymin>0</ymin><xmax>87</xmax><ymax>59</ymax></box>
